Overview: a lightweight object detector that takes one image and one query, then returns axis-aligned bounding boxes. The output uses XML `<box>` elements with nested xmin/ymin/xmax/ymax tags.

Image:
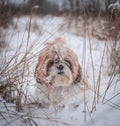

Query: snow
<box><xmin>108</xmin><ymin>0</ymin><xmax>120</xmax><ymax>10</ymax></box>
<box><xmin>0</xmin><ymin>15</ymin><xmax>120</xmax><ymax>126</ymax></box>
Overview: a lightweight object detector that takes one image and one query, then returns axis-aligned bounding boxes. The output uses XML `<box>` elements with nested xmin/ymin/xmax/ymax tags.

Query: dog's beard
<box><xmin>46</xmin><ymin>63</ymin><xmax>73</xmax><ymax>87</ymax></box>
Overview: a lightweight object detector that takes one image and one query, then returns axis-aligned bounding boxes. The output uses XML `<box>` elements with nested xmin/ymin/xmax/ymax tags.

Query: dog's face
<box><xmin>46</xmin><ymin>54</ymin><xmax>74</xmax><ymax>87</ymax></box>
<box><xmin>34</xmin><ymin>38</ymin><xmax>82</xmax><ymax>87</ymax></box>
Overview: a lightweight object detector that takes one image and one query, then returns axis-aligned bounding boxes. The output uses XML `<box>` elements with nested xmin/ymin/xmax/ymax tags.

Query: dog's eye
<box><xmin>65</xmin><ymin>60</ymin><xmax>71</xmax><ymax>67</ymax></box>
<box><xmin>54</xmin><ymin>58</ymin><xmax>59</xmax><ymax>64</ymax></box>
<box><xmin>49</xmin><ymin>60</ymin><xmax>54</xmax><ymax>65</ymax></box>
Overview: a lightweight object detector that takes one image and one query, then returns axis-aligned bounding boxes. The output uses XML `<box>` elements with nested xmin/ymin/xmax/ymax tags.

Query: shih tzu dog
<box><xmin>34</xmin><ymin>38</ymin><xmax>90</xmax><ymax>108</ymax></box>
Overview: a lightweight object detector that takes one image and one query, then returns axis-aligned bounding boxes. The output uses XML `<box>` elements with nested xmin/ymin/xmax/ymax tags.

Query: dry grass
<box><xmin>0</xmin><ymin>3</ymin><xmax>14</xmax><ymax>28</ymax></box>
<box><xmin>0</xmin><ymin>30</ymin><xmax>7</xmax><ymax>52</ymax></box>
<box><xmin>0</xmin><ymin>10</ymin><xmax>120</xmax><ymax>126</ymax></box>
<box><xmin>79</xmin><ymin>12</ymin><xmax>120</xmax><ymax>120</ymax></box>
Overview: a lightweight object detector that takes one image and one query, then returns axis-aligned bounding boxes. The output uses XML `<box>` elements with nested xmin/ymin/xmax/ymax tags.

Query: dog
<box><xmin>34</xmin><ymin>38</ymin><xmax>90</xmax><ymax>108</ymax></box>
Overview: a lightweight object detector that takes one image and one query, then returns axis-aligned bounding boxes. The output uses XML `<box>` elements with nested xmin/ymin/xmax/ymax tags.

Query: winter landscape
<box><xmin>0</xmin><ymin>0</ymin><xmax>120</xmax><ymax>126</ymax></box>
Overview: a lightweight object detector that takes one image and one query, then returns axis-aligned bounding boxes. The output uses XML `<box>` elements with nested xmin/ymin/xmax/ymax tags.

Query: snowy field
<box><xmin>0</xmin><ymin>15</ymin><xmax>120</xmax><ymax>126</ymax></box>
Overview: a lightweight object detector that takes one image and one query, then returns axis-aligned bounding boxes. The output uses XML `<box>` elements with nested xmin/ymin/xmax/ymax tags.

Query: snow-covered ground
<box><xmin>0</xmin><ymin>15</ymin><xmax>120</xmax><ymax>126</ymax></box>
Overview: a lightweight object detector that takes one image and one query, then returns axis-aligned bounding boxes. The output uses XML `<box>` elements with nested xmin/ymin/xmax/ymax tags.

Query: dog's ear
<box><xmin>34</xmin><ymin>47</ymin><xmax>52</xmax><ymax>84</ymax></box>
<box><xmin>74</xmin><ymin>65</ymin><xmax>90</xmax><ymax>89</ymax></box>
<box><xmin>34</xmin><ymin>64</ymin><xmax>43</xmax><ymax>84</ymax></box>
<box><xmin>74</xmin><ymin>65</ymin><xmax>82</xmax><ymax>84</ymax></box>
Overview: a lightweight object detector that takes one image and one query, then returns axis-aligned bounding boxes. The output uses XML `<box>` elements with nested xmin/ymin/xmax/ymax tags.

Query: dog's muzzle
<box><xmin>57</xmin><ymin>64</ymin><xmax>64</xmax><ymax>74</ymax></box>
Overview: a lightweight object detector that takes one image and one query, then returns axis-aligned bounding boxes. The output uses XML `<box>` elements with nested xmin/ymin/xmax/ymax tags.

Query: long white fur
<box><xmin>33</xmin><ymin>38</ymin><xmax>90</xmax><ymax>108</ymax></box>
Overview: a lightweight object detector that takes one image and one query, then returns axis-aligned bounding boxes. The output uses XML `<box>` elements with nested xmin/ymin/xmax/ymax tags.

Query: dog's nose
<box><xmin>57</xmin><ymin>65</ymin><xmax>64</xmax><ymax>70</ymax></box>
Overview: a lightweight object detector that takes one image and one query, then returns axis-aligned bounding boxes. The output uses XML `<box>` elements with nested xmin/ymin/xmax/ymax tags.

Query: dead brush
<box><xmin>0</xmin><ymin>47</ymin><xmax>33</xmax><ymax>111</ymax></box>
<box><xmin>81</xmin><ymin>9</ymin><xmax>120</xmax><ymax>115</ymax></box>
<box><xmin>0</xmin><ymin>2</ymin><xmax>14</xmax><ymax>28</ymax></box>
<box><xmin>108</xmin><ymin>17</ymin><xmax>120</xmax><ymax>40</ymax></box>
<box><xmin>0</xmin><ymin>42</ymin><xmax>73</xmax><ymax>126</ymax></box>
<box><xmin>0</xmin><ymin>30</ymin><xmax>7</xmax><ymax>52</ymax></box>
<box><xmin>109</xmin><ymin>41</ymin><xmax>120</xmax><ymax>76</ymax></box>
<box><xmin>0</xmin><ymin>5</ymin><xmax>120</xmax><ymax>125</ymax></box>
<box><xmin>107</xmin><ymin>10</ymin><xmax>120</xmax><ymax>76</ymax></box>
